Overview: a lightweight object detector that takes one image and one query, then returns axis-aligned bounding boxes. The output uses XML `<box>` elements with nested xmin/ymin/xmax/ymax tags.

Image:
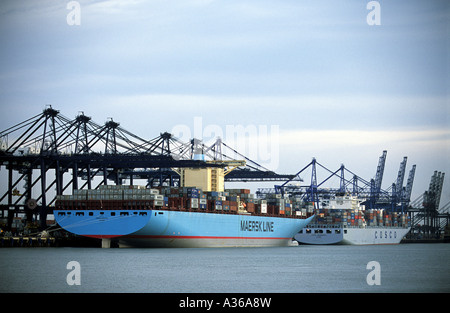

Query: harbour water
<box><xmin>1</xmin><ymin>244</ymin><xmax>449</xmax><ymax>293</ymax></box>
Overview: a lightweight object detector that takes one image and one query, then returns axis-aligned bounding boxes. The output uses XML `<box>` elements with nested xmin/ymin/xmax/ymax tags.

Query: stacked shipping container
<box><xmin>312</xmin><ymin>208</ymin><xmax>411</xmax><ymax>228</ymax></box>
<box><xmin>55</xmin><ymin>186</ymin><xmax>313</xmax><ymax>219</ymax></box>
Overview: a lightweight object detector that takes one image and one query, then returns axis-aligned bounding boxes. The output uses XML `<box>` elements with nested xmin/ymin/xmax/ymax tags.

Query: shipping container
<box><xmin>260</xmin><ymin>203</ymin><xmax>267</xmax><ymax>214</ymax></box>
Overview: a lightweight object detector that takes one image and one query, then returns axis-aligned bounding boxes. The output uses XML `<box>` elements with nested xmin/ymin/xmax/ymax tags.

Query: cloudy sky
<box><xmin>0</xmin><ymin>0</ymin><xmax>449</xmax><ymax>205</ymax></box>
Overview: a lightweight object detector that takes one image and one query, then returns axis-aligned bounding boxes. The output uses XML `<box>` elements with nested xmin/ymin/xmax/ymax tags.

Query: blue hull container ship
<box><xmin>55</xmin><ymin>167</ymin><xmax>313</xmax><ymax>248</ymax></box>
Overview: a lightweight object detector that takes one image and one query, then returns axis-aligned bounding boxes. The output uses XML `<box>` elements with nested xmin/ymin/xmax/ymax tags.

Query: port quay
<box><xmin>0</xmin><ymin>107</ymin><xmax>448</xmax><ymax>248</ymax></box>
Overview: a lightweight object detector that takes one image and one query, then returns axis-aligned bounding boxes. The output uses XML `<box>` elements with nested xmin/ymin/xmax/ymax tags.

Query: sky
<box><xmin>0</xmin><ymin>0</ymin><xmax>449</xmax><ymax>207</ymax></box>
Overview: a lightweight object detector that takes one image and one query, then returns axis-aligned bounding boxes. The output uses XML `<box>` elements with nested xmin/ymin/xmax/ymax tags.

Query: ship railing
<box><xmin>305</xmin><ymin>223</ymin><xmax>345</xmax><ymax>229</ymax></box>
<box><xmin>305</xmin><ymin>223</ymin><xmax>411</xmax><ymax>229</ymax></box>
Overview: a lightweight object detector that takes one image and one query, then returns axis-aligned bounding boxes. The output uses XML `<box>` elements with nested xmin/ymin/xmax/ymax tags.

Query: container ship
<box><xmin>54</xmin><ymin>166</ymin><xmax>314</xmax><ymax>248</ymax></box>
<box><xmin>295</xmin><ymin>194</ymin><xmax>411</xmax><ymax>245</ymax></box>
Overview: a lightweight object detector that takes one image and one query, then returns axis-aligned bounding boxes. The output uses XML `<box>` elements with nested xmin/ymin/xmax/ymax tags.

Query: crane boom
<box><xmin>403</xmin><ymin>164</ymin><xmax>416</xmax><ymax>204</ymax></box>
<box><xmin>395</xmin><ymin>157</ymin><xmax>408</xmax><ymax>200</ymax></box>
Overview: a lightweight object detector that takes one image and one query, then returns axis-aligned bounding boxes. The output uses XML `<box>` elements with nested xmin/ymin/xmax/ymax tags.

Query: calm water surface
<box><xmin>1</xmin><ymin>244</ymin><xmax>449</xmax><ymax>293</ymax></box>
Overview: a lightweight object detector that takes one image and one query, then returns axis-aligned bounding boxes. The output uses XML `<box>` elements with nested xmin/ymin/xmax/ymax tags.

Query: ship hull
<box><xmin>55</xmin><ymin>209</ymin><xmax>314</xmax><ymax>248</ymax></box>
<box><xmin>54</xmin><ymin>209</ymin><xmax>151</xmax><ymax>239</ymax></box>
<box><xmin>119</xmin><ymin>236</ymin><xmax>294</xmax><ymax>248</ymax></box>
<box><xmin>295</xmin><ymin>225</ymin><xmax>410</xmax><ymax>245</ymax></box>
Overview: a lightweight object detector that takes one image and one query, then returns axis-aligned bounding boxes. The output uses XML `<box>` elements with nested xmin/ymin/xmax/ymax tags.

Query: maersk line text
<box><xmin>240</xmin><ymin>220</ymin><xmax>274</xmax><ymax>232</ymax></box>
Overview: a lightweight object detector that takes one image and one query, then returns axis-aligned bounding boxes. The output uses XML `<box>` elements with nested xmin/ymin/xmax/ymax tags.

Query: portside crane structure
<box><xmin>0</xmin><ymin>107</ymin><xmax>297</xmax><ymax>230</ymax></box>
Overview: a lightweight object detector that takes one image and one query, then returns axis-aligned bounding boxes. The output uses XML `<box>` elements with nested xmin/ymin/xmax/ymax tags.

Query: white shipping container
<box><xmin>190</xmin><ymin>198</ymin><xmax>199</xmax><ymax>209</ymax></box>
<box><xmin>261</xmin><ymin>203</ymin><xmax>267</xmax><ymax>214</ymax></box>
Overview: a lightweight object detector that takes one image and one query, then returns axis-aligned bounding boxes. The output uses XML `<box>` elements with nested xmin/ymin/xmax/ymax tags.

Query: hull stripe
<box><xmin>88</xmin><ymin>235</ymin><xmax>292</xmax><ymax>240</ymax></box>
<box><xmin>86</xmin><ymin>235</ymin><xmax>123</xmax><ymax>239</ymax></box>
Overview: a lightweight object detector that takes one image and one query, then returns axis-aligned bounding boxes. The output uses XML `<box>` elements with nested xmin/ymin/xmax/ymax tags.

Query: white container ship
<box><xmin>295</xmin><ymin>194</ymin><xmax>411</xmax><ymax>245</ymax></box>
